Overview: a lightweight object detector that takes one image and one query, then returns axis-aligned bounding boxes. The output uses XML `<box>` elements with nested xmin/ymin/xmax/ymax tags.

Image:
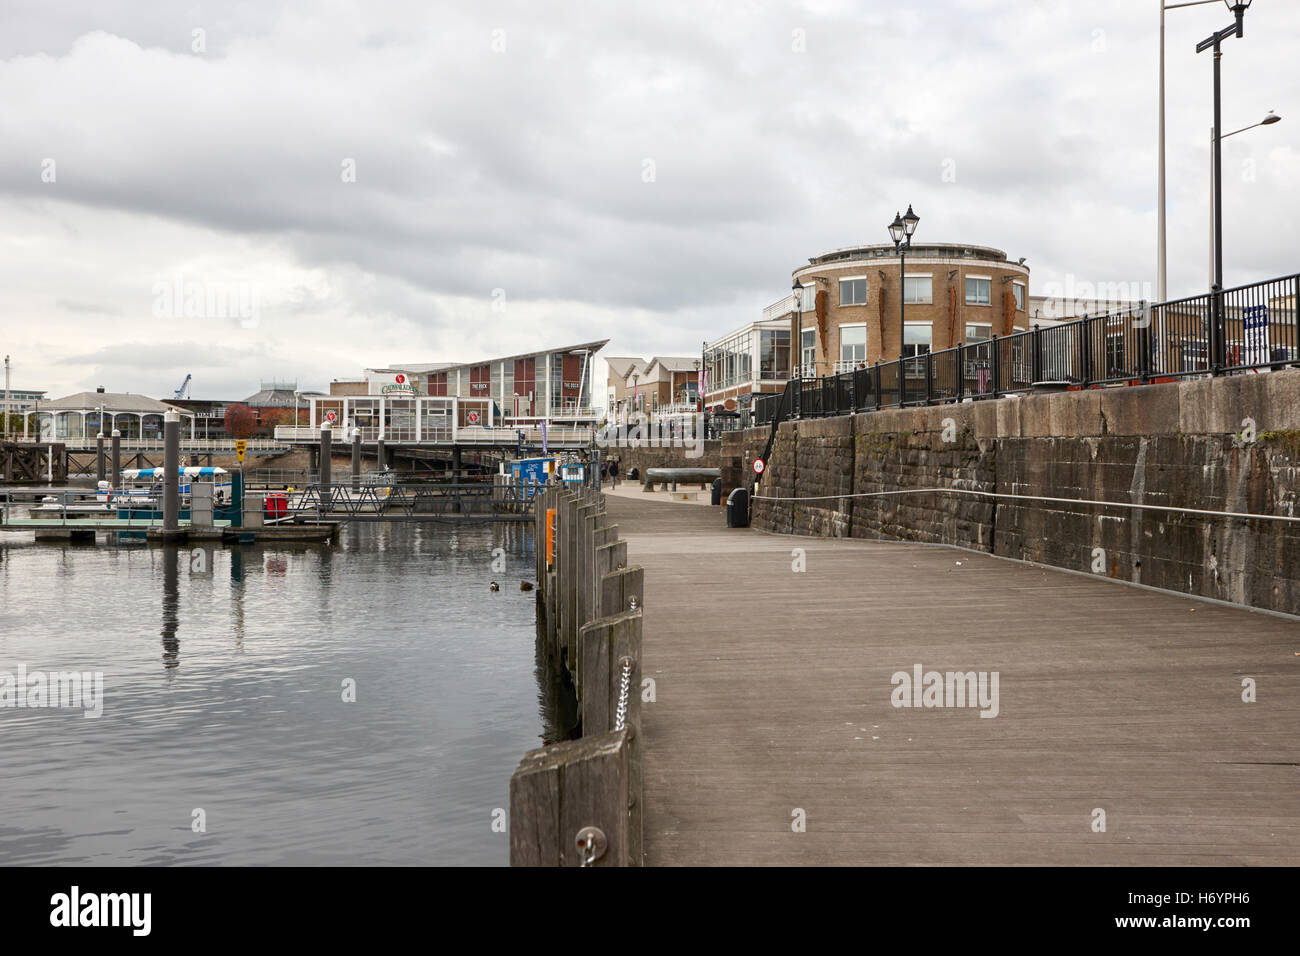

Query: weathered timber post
<box><xmin>95</xmin><ymin>433</ymin><xmax>105</xmax><ymax>483</ymax></box>
<box><xmin>509</xmin><ymin>728</ymin><xmax>632</xmax><ymax>867</ymax></box>
<box><xmin>600</xmin><ymin>565</ymin><xmax>644</xmax><ymax>620</ymax></box>
<box><xmin>577</xmin><ymin>609</ymin><xmax>643</xmax><ymax>865</ymax></box>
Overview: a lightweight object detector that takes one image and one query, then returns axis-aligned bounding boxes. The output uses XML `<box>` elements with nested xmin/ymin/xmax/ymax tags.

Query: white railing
<box><xmin>763</xmin><ymin>294</ymin><xmax>797</xmax><ymax>321</ymax></box>
<box><xmin>13</xmin><ymin>437</ymin><xmax>287</xmax><ymax>450</ymax></box>
<box><xmin>274</xmin><ymin>424</ymin><xmax>595</xmax><ymax>445</ymax></box>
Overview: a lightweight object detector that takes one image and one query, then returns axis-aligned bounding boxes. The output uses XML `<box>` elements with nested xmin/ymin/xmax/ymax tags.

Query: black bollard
<box><xmin>162</xmin><ymin>411</ymin><xmax>179</xmax><ymax>531</ymax></box>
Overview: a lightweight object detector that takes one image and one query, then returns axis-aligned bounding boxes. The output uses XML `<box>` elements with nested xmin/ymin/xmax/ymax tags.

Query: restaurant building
<box><xmin>298</xmin><ymin>340</ymin><xmax>607</xmax><ymax>441</ymax></box>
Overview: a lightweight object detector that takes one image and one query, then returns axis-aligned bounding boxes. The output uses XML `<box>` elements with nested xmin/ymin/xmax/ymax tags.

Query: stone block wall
<box><xmin>740</xmin><ymin>370</ymin><xmax>1300</xmax><ymax>615</ymax></box>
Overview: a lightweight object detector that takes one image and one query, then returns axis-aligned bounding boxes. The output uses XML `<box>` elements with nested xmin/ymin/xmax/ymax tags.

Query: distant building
<box><xmin>606</xmin><ymin>355</ymin><xmax>699</xmax><ymax>424</ymax></box>
<box><xmin>1</xmin><ymin>387</ymin><xmax>46</xmax><ymax>418</ymax></box>
<box><xmin>703</xmin><ymin>319</ymin><xmax>790</xmax><ymax>414</ymax></box>
<box><xmin>25</xmin><ymin>388</ymin><xmax>194</xmax><ymax>440</ymax></box>
<box><xmin>168</xmin><ymin>398</ymin><xmax>233</xmax><ymax>439</ymax></box>
<box><xmin>298</xmin><ymin>340</ymin><xmax>607</xmax><ymax>440</ymax></box>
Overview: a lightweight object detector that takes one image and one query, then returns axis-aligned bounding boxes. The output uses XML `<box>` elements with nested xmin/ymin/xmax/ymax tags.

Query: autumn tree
<box><xmin>223</xmin><ymin>403</ymin><xmax>258</xmax><ymax>438</ymax></box>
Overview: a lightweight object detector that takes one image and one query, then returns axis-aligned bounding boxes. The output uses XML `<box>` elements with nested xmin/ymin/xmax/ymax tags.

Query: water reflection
<box><xmin>161</xmin><ymin>545</ymin><xmax>180</xmax><ymax>672</ymax></box>
<box><xmin>0</xmin><ymin>522</ymin><xmax>545</xmax><ymax>865</ymax></box>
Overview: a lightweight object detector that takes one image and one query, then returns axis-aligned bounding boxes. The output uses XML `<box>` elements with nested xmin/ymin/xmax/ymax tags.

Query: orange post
<box><xmin>546</xmin><ymin>508</ymin><xmax>556</xmax><ymax>568</ymax></box>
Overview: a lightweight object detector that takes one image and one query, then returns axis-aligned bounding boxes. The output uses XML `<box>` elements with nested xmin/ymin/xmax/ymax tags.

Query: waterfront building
<box><xmin>702</xmin><ymin>318</ymin><xmax>791</xmax><ymax>414</ymax></box>
<box><xmin>25</xmin><ymin>388</ymin><xmax>195</xmax><ymax>440</ymax></box>
<box><xmin>786</xmin><ymin>242</ymin><xmax>1031</xmax><ymax>378</ymax></box>
<box><xmin>295</xmin><ymin>340</ymin><xmax>607</xmax><ymax>440</ymax></box>
<box><xmin>606</xmin><ymin>355</ymin><xmax>699</xmax><ymax>424</ymax></box>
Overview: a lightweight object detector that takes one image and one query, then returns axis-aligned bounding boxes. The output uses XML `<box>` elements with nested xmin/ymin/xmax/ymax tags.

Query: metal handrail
<box><xmin>753</xmin><ymin>272</ymin><xmax>1300</xmax><ymax>423</ymax></box>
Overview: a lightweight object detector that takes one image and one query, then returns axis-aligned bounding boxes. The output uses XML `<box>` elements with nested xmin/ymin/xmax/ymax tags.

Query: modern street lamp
<box><xmin>1196</xmin><ymin>0</ymin><xmax>1253</xmax><ymax>373</ymax></box>
<box><xmin>889</xmin><ymin>205</ymin><xmax>920</xmax><ymax>363</ymax></box>
<box><xmin>1158</xmin><ymin>0</ymin><xmax>1223</xmax><ymax>302</ymax></box>
<box><xmin>1210</xmin><ymin>110</ymin><xmax>1280</xmax><ymax>286</ymax></box>
<box><xmin>792</xmin><ymin>277</ymin><xmax>804</xmax><ymax>379</ymax></box>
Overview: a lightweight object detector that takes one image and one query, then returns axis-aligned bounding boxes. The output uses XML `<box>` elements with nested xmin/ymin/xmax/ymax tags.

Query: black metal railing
<box><xmin>752</xmin><ymin>273</ymin><xmax>1300</xmax><ymax>423</ymax></box>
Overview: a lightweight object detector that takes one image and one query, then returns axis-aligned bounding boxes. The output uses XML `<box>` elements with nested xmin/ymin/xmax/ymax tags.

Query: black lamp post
<box><xmin>889</xmin><ymin>205</ymin><xmax>920</xmax><ymax>365</ymax></box>
<box><xmin>791</xmin><ymin>277</ymin><xmax>803</xmax><ymax>417</ymax></box>
<box><xmin>1197</xmin><ymin>0</ymin><xmax>1252</xmax><ymax>374</ymax></box>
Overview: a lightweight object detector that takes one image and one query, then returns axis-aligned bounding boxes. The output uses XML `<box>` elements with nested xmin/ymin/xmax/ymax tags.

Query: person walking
<box><xmin>608</xmin><ymin>458</ymin><xmax>619</xmax><ymax>489</ymax></box>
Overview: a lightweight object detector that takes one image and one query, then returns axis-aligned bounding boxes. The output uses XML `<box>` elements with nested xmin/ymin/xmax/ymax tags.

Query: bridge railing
<box><xmin>754</xmin><ymin>271</ymin><xmax>1300</xmax><ymax>422</ymax></box>
<box><xmin>269</xmin><ymin>480</ymin><xmax>538</xmax><ymax>521</ymax></box>
<box><xmin>273</xmin><ymin>423</ymin><xmax>596</xmax><ymax>445</ymax></box>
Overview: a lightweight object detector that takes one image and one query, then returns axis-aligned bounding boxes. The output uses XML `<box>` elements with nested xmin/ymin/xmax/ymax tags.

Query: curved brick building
<box><xmin>788</xmin><ymin>242</ymin><xmax>1031</xmax><ymax>376</ymax></box>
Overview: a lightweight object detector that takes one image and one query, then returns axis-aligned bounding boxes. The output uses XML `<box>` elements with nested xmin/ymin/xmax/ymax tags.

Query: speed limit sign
<box><xmin>752</xmin><ymin>457</ymin><xmax>765</xmax><ymax>475</ymax></box>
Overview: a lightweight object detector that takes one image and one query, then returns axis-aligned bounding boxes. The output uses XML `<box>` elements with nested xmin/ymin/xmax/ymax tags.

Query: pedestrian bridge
<box><xmin>273</xmin><ymin>423</ymin><xmax>595</xmax><ymax>449</ymax></box>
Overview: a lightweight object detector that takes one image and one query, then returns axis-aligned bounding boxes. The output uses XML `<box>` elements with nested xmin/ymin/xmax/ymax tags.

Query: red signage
<box><xmin>753</xmin><ymin>458</ymin><xmax>765</xmax><ymax>475</ymax></box>
<box><xmin>466</xmin><ymin>410</ymin><xmax>481</xmax><ymax>425</ymax></box>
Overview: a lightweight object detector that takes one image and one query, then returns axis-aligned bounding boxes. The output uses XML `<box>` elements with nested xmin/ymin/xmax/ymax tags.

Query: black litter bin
<box><xmin>725</xmin><ymin>487</ymin><xmax>749</xmax><ymax>528</ymax></box>
<box><xmin>710</xmin><ymin>477</ymin><xmax>722</xmax><ymax>506</ymax></box>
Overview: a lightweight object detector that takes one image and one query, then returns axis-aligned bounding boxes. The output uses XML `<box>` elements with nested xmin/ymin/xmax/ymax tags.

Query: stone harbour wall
<box><xmin>740</xmin><ymin>371</ymin><xmax>1300</xmax><ymax>615</ymax></box>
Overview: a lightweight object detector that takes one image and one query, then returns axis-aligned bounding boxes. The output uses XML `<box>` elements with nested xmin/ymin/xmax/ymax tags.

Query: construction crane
<box><xmin>172</xmin><ymin>373</ymin><xmax>192</xmax><ymax>400</ymax></box>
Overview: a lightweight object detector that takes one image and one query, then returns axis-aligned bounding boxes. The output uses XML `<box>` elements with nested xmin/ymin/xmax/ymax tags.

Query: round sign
<box><xmin>325</xmin><ymin>410</ymin><xmax>337</xmax><ymax>423</ymax></box>
<box><xmin>466</xmin><ymin>410</ymin><xmax>480</xmax><ymax>425</ymax></box>
<box><xmin>395</xmin><ymin>373</ymin><xmax>406</xmax><ymax>384</ymax></box>
<box><xmin>753</xmin><ymin>457</ymin><xmax>765</xmax><ymax>475</ymax></box>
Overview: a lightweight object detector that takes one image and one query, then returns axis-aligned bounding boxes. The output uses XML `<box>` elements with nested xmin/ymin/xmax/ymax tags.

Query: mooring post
<box><xmin>162</xmin><ymin>410</ymin><xmax>180</xmax><ymax>532</ymax></box>
<box><xmin>351</xmin><ymin>428</ymin><xmax>361</xmax><ymax>491</ymax></box>
<box><xmin>95</xmin><ymin>432</ymin><xmax>105</xmax><ymax>483</ymax></box>
<box><xmin>319</xmin><ymin>422</ymin><xmax>332</xmax><ymax>509</ymax></box>
<box><xmin>110</xmin><ymin>429</ymin><xmax>121</xmax><ymax>492</ymax></box>
<box><xmin>376</xmin><ymin>437</ymin><xmax>386</xmax><ymax>472</ymax></box>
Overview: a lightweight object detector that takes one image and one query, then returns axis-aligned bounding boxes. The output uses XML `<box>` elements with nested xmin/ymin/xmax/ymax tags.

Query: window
<box><xmin>903</xmin><ymin>276</ymin><xmax>932</xmax><ymax>305</ymax></box>
<box><xmin>966</xmin><ymin>277</ymin><xmax>991</xmax><ymax>306</ymax></box>
<box><xmin>840</xmin><ymin>325</ymin><xmax>866</xmax><ymax>367</ymax></box>
<box><xmin>798</xmin><ymin>284</ymin><xmax>816</xmax><ymax>312</ymax></box>
<box><xmin>801</xmin><ymin>329</ymin><xmax>816</xmax><ymax>376</ymax></box>
<box><xmin>903</xmin><ymin>323</ymin><xmax>932</xmax><ymax>359</ymax></box>
<box><xmin>965</xmin><ymin>323</ymin><xmax>991</xmax><ymax>344</ymax></box>
<box><xmin>839</xmin><ymin>277</ymin><xmax>867</xmax><ymax>306</ymax></box>
<box><xmin>760</xmin><ymin>328</ymin><xmax>791</xmax><ymax>380</ymax></box>
<box><xmin>1013</xmin><ymin>282</ymin><xmax>1025</xmax><ymax>311</ymax></box>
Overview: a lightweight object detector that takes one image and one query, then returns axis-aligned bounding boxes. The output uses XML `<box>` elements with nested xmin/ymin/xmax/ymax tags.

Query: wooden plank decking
<box><xmin>605</xmin><ymin>494</ymin><xmax>1300</xmax><ymax>866</ymax></box>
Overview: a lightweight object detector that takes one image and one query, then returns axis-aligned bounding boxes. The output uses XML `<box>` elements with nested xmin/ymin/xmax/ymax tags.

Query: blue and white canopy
<box><xmin>120</xmin><ymin>467</ymin><xmax>229</xmax><ymax>479</ymax></box>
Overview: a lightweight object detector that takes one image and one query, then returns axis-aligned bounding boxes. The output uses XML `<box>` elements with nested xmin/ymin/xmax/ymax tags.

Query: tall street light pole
<box><xmin>1159</xmin><ymin>0</ymin><xmax>1221</xmax><ymax>303</ymax></box>
<box><xmin>889</xmin><ymin>206</ymin><xmax>920</xmax><ymax>366</ymax></box>
<box><xmin>1196</xmin><ymin>0</ymin><xmax>1252</xmax><ymax>373</ymax></box>
<box><xmin>1210</xmin><ymin>110</ymin><xmax>1280</xmax><ymax>287</ymax></box>
<box><xmin>791</xmin><ymin>277</ymin><xmax>803</xmax><ymax>417</ymax></box>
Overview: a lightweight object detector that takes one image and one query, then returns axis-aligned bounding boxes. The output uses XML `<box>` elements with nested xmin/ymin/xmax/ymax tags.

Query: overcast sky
<box><xmin>1</xmin><ymin>0</ymin><xmax>1296</xmax><ymax>400</ymax></box>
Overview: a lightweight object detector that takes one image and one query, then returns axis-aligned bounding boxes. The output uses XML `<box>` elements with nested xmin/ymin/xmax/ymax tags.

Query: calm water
<box><xmin>0</xmin><ymin>522</ymin><xmax>560</xmax><ymax>866</ymax></box>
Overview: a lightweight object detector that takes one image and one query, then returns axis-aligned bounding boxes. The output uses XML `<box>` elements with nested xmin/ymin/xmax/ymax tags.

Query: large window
<box><xmin>1013</xmin><ymin>282</ymin><xmax>1026</xmax><ymax>311</ymax></box>
<box><xmin>904</xmin><ymin>276</ymin><xmax>932</xmax><ymax>305</ymax></box>
<box><xmin>801</xmin><ymin>329</ymin><xmax>816</xmax><ymax>376</ymax></box>
<box><xmin>966</xmin><ymin>277</ymin><xmax>991</xmax><ymax>306</ymax></box>
<box><xmin>840</xmin><ymin>325</ymin><xmax>866</xmax><ymax>367</ymax></box>
<box><xmin>759</xmin><ymin>329</ymin><xmax>790</xmax><ymax>380</ymax></box>
<box><xmin>903</xmin><ymin>323</ymin><xmax>932</xmax><ymax>359</ymax></box>
<box><xmin>839</xmin><ymin>277</ymin><xmax>867</xmax><ymax>306</ymax></box>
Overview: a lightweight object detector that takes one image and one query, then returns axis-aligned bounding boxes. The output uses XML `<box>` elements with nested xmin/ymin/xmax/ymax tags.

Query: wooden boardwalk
<box><xmin>606</xmin><ymin>494</ymin><xmax>1300</xmax><ymax>866</ymax></box>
